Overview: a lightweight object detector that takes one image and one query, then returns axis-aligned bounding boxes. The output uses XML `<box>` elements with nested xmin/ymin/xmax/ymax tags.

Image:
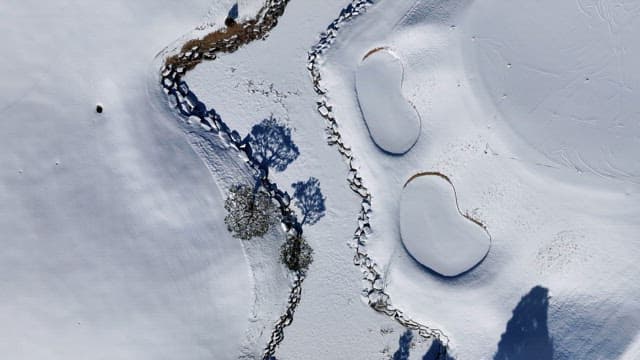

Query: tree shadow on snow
<box><xmin>494</xmin><ymin>286</ymin><xmax>554</xmax><ymax>360</ymax></box>
<box><xmin>392</xmin><ymin>330</ymin><xmax>454</xmax><ymax>360</ymax></box>
<box><xmin>423</xmin><ymin>338</ymin><xmax>454</xmax><ymax>360</ymax></box>
<box><xmin>392</xmin><ymin>329</ymin><xmax>413</xmax><ymax>360</ymax></box>
<box><xmin>390</xmin><ymin>286</ymin><xmax>552</xmax><ymax>359</ymax></box>
<box><xmin>228</xmin><ymin>3</ymin><xmax>239</xmax><ymax>20</ymax></box>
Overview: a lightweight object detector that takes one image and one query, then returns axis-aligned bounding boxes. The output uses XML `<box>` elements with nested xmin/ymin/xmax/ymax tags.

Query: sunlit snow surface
<box><xmin>2</xmin><ymin>0</ymin><xmax>640</xmax><ymax>359</ymax></box>
<box><xmin>355</xmin><ymin>48</ymin><xmax>421</xmax><ymax>154</ymax></box>
<box><xmin>463</xmin><ymin>0</ymin><xmax>640</xmax><ymax>182</ymax></box>
<box><xmin>319</xmin><ymin>0</ymin><xmax>640</xmax><ymax>358</ymax></box>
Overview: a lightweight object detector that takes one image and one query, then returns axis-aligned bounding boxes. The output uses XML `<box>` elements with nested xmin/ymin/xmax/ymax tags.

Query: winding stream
<box><xmin>160</xmin><ymin>1</ymin><xmax>302</xmax><ymax>359</ymax></box>
<box><xmin>160</xmin><ymin>0</ymin><xmax>450</xmax><ymax>358</ymax></box>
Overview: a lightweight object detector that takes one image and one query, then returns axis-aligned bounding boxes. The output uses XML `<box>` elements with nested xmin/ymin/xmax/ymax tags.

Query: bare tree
<box><xmin>224</xmin><ymin>184</ymin><xmax>279</xmax><ymax>240</ymax></box>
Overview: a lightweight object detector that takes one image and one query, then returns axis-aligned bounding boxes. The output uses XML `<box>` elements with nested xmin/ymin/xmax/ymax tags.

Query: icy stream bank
<box><xmin>307</xmin><ymin>0</ymin><xmax>450</xmax><ymax>357</ymax></box>
<box><xmin>158</xmin><ymin>1</ymin><xmax>305</xmax><ymax>358</ymax></box>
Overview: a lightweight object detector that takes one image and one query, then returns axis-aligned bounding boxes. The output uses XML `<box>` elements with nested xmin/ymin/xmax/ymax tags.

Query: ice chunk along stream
<box><xmin>159</xmin><ymin>1</ymin><xmax>305</xmax><ymax>359</ymax></box>
<box><xmin>355</xmin><ymin>48</ymin><xmax>421</xmax><ymax>154</ymax></box>
<box><xmin>400</xmin><ymin>173</ymin><xmax>491</xmax><ymax>277</ymax></box>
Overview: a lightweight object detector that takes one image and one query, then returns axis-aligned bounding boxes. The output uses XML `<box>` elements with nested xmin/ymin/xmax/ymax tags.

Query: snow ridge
<box><xmin>307</xmin><ymin>0</ymin><xmax>451</xmax><ymax>357</ymax></box>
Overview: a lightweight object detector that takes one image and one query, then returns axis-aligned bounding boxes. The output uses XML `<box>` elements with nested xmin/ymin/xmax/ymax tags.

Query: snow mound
<box><xmin>399</xmin><ymin>173</ymin><xmax>490</xmax><ymax>277</ymax></box>
<box><xmin>355</xmin><ymin>48</ymin><xmax>421</xmax><ymax>154</ymax></box>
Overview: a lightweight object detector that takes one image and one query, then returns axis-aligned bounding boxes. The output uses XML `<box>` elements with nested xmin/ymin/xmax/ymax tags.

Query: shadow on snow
<box><xmin>494</xmin><ymin>285</ymin><xmax>554</xmax><ymax>360</ymax></box>
<box><xmin>243</xmin><ymin>116</ymin><xmax>299</xmax><ymax>175</ymax></box>
<box><xmin>391</xmin><ymin>286</ymin><xmax>553</xmax><ymax>360</ymax></box>
<box><xmin>392</xmin><ymin>329</ymin><xmax>453</xmax><ymax>360</ymax></box>
<box><xmin>291</xmin><ymin>177</ymin><xmax>326</xmax><ymax>226</ymax></box>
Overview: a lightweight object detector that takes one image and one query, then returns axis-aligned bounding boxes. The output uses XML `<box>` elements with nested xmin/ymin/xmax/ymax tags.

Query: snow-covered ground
<box><xmin>3</xmin><ymin>0</ymin><xmax>435</xmax><ymax>359</ymax></box>
<box><xmin>3</xmin><ymin>0</ymin><xmax>640</xmax><ymax>359</ymax></box>
<box><xmin>463</xmin><ymin>0</ymin><xmax>640</xmax><ymax>183</ymax></box>
<box><xmin>184</xmin><ymin>1</ymin><xmax>434</xmax><ymax>358</ymax></box>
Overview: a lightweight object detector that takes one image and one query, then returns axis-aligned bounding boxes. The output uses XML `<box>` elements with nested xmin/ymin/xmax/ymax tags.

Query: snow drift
<box><xmin>400</xmin><ymin>173</ymin><xmax>490</xmax><ymax>277</ymax></box>
<box><xmin>355</xmin><ymin>48</ymin><xmax>421</xmax><ymax>154</ymax></box>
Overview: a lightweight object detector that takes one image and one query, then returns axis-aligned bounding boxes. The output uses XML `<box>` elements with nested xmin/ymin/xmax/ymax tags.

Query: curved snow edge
<box><xmin>355</xmin><ymin>47</ymin><xmax>421</xmax><ymax>155</ymax></box>
<box><xmin>401</xmin><ymin>172</ymin><xmax>492</xmax><ymax>277</ymax></box>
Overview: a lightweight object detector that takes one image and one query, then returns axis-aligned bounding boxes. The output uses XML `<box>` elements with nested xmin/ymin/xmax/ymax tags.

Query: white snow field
<box><xmin>317</xmin><ymin>0</ymin><xmax>640</xmax><ymax>358</ymax></box>
<box><xmin>355</xmin><ymin>48</ymin><xmax>421</xmax><ymax>154</ymax></box>
<box><xmin>400</xmin><ymin>173</ymin><xmax>490</xmax><ymax>277</ymax></box>
<box><xmin>184</xmin><ymin>1</ymin><xmax>436</xmax><ymax>358</ymax></box>
<box><xmin>4</xmin><ymin>0</ymin><xmax>640</xmax><ymax>359</ymax></box>
<box><xmin>0</xmin><ymin>0</ymin><xmax>268</xmax><ymax>359</ymax></box>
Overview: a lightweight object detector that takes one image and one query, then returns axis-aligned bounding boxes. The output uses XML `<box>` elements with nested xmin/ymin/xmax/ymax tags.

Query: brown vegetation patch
<box><xmin>164</xmin><ymin>0</ymin><xmax>290</xmax><ymax>76</ymax></box>
<box><xmin>362</xmin><ymin>46</ymin><xmax>390</xmax><ymax>61</ymax></box>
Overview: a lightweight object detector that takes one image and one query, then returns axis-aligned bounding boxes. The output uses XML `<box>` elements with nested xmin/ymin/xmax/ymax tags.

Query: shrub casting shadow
<box><xmin>494</xmin><ymin>286</ymin><xmax>554</xmax><ymax>360</ymax></box>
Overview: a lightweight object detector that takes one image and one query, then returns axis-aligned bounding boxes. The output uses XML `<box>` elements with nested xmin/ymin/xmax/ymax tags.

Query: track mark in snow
<box><xmin>535</xmin><ymin>230</ymin><xmax>586</xmax><ymax>275</ymax></box>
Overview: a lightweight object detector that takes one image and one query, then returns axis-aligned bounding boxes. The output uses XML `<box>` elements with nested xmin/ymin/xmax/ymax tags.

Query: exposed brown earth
<box><xmin>164</xmin><ymin>0</ymin><xmax>289</xmax><ymax>76</ymax></box>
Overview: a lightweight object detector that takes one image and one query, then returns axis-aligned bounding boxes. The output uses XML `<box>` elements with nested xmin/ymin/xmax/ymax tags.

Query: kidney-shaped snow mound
<box><xmin>400</xmin><ymin>173</ymin><xmax>491</xmax><ymax>277</ymax></box>
<box><xmin>355</xmin><ymin>48</ymin><xmax>421</xmax><ymax>154</ymax></box>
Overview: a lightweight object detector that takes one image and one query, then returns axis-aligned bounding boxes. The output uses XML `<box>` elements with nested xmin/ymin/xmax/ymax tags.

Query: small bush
<box><xmin>280</xmin><ymin>234</ymin><xmax>313</xmax><ymax>272</ymax></box>
<box><xmin>224</xmin><ymin>184</ymin><xmax>278</xmax><ymax>240</ymax></box>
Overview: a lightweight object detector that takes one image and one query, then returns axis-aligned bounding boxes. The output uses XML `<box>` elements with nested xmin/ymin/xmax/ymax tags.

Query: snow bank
<box><xmin>236</xmin><ymin>0</ymin><xmax>266</xmax><ymax>20</ymax></box>
<box><xmin>400</xmin><ymin>173</ymin><xmax>490</xmax><ymax>277</ymax></box>
<box><xmin>355</xmin><ymin>48</ymin><xmax>420</xmax><ymax>154</ymax></box>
